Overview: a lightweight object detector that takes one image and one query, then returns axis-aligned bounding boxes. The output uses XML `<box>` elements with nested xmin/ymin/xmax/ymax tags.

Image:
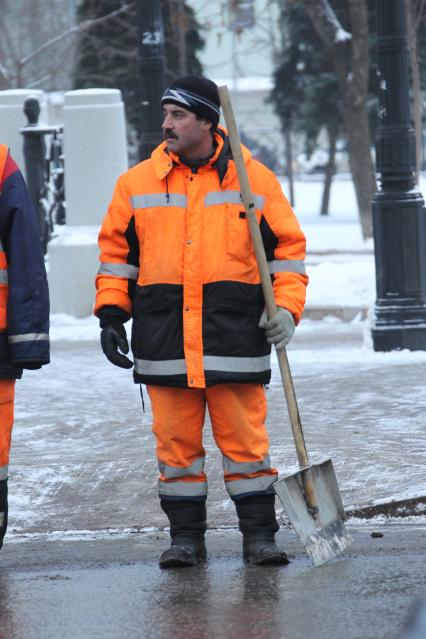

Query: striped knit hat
<box><xmin>161</xmin><ymin>75</ymin><xmax>220</xmax><ymax>129</ymax></box>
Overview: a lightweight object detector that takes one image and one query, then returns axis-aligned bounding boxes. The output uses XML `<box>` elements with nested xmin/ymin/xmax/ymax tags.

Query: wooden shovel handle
<box><xmin>218</xmin><ymin>85</ymin><xmax>311</xmax><ymax>473</ymax></box>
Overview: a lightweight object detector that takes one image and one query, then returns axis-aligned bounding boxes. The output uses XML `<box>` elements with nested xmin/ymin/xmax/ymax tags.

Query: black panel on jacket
<box><xmin>134</xmin><ymin>372</ymin><xmax>189</xmax><ymax>387</ymax></box>
<box><xmin>133</xmin><ymin>283</ymin><xmax>183</xmax><ymax>313</ymax></box>
<box><xmin>202</xmin><ymin>282</ymin><xmax>269</xmax><ymax>359</ymax></box>
<box><xmin>259</xmin><ymin>215</ymin><xmax>278</xmax><ymax>261</ymax></box>
<box><xmin>203</xmin><ymin>281</ymin><xmax>264</xmax><ymax>314</ymax></box>
<box><xmin>125</xmin><ymin>214</ymin><xmax>139</xmax><ymax>300</ymax></box>
<box><xmin>205</xmin><ymin>370</ymin><xmax>271</xmax><ymax>386</ymax></box>
<box><xmin>130</xmin><ymin>281</ymin><xmax>271</xmax><ymax>388</ymax></box>
<box><xmin>132</xmin><ymin>284</ymin><xmax>184</xmax><ymax>362</ymax></box>
<box><xmin>213</xmin><ymin>130</ymin><xmax>233</xmax><ymax>185</ymax></box>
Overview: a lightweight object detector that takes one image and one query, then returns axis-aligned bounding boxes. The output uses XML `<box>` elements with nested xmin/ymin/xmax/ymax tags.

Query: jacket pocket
<box><xmin>140</xmin><ymin>208</ymin><xmax>185</xmax><ymax>282</ymax></box>
<box><xmin>226</xmin><ymin>206</ymin><xmax>252</xmax><ymax>263</ymax></box>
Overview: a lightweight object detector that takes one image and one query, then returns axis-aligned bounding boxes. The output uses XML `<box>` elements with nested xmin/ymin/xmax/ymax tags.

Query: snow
<box><xmin>69</xmin><ymin>88</ymin><xmax>120</xmax><ymax>97</ymax></box>
<box><xmin>305</xmin><ymin>260</ymin><xmax>375</xmax><ymax>308</ymax></box>
<box><xmin>213</xmin><ymin>76</ymin><xmax>274</xmax><ymax>92</ymax></box>
<box><xmin>336</xmin><ymin>28</ymin><xmax>352</xmax><ymax>43</ymax></box>
<box><xmin>50</xmin><ymin>225</ymin><xmax>100</xmax><ymax>246</ymax></box>
<box><xmin>50</xmin><ymin>313</ymin><xmax>100</xmax><ymax>341</ymax></box>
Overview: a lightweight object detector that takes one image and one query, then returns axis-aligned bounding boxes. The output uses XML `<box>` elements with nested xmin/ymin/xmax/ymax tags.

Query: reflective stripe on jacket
<box><xmin>95</xmin><ymin>130</ymin><xmax>307</xmax><ymax>388</ymax></box>
<box><xmin>0</xmin><ymin>144</ymin><xmax>50</xmax><ymax>379</ymax></box>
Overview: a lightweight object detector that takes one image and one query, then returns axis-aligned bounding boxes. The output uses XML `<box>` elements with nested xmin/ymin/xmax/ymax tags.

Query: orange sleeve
<box><xmin>261</xmin><ymin>172</ymin><xmax>308</xmax><ymax>324</ymax></box>
<box><xmin>95</xmin><ymin>173</ymin><xmax>137</xmax><ymax>317</ymax></box>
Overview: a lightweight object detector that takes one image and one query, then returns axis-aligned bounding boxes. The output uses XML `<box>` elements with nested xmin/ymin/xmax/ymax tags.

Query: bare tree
<box><xmin>294</xmin><ymin>0</ymin><xmax>376</xmax><ymax>238</ymax></box>
<box><xmin>0</xmin><ymin>0</ymin><xmax>131</xmax><ymax>92</ymax></box>
<box><xmin>405</xmin><ymin>0</ymin><xmax>425</xmax><ymax>181</ymax></box>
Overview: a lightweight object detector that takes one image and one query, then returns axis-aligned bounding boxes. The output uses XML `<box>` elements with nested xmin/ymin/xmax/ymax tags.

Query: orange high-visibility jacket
<box><xmin>95</xmin><ymin>130</ymin><xmax>307</xmax><ymax>388</ymax></box>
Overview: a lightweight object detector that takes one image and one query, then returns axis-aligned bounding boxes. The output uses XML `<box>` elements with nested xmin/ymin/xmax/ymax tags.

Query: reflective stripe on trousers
<box><xmin>148</xmin><ymin>384</ymin><xmax>278</xmax><ymax>501</ymax></box>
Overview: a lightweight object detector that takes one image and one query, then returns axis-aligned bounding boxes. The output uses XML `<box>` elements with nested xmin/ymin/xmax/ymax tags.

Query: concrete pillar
<box><xmin>47</xmin><ymin>225</ymin><xmax>102</xmax><ymax>318</ymax></box>
<box><xmin>48</xmin><ymin>89</ymin><xmax>128</xmax><ymax>318</ymax></box>
<box><xmin>63</xmin><ymin>88</ymin><xmax>128</xmax><ymax>226</ymax></box>
<box><xmin>0</xmin><ymin>89</ymin><xmax>46</xmax><ymax>170</ymax></box>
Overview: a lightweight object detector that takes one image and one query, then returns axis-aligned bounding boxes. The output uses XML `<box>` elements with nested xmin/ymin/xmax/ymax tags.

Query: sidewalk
<box><xmin>8</xmin><ymin>316</ymin><xmax>426</xmax><ymax>539</ymax></box>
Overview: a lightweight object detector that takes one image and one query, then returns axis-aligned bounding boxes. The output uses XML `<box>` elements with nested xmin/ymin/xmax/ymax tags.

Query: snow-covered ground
<box><xmin>8</xmin><ymin>313</ymin><xmax>426</xmax><ymax>538</ymax></box>
<box><xmin>6</xmin><ymin>174</ymin><xmax>426</xmax><ymax>538</ymax></box>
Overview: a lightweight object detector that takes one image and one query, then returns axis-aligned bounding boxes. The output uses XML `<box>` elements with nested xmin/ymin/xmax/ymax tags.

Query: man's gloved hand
<box><xmin>258</xmin><ymin>307</ymin><xmax>295</xmax><ymax>350</ymax></box>
<box><xmin>100</xmin><ymin>320</ymin><xmax>133</xmax><ymax>369</ymax></box>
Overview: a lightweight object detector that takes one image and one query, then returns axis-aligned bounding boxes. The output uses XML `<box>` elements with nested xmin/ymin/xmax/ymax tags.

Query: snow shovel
<box><xmin>218</xmin><ymin>85</ymin><xmax>352</xmax><ymax>567</ymax></box>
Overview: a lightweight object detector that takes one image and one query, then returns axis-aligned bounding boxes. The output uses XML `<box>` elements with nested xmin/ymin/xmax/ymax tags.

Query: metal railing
<box><xmin>20</xmin><ymin>122</ymin><xmax>66</xmax><ymax>254</ymax></box>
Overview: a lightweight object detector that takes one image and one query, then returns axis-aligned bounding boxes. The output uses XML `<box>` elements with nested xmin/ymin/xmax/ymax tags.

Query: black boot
<box><xmin>235</xmin><ymin>493</ymin><xmax>289</xmax><ymax>566</ymax></box>
<box><xmin>0</xmin><ymin>479</ymin><xmax>8</xmax><ymax>551</ymax></box>
<box><xmin>159</xmin><ymin>500</ymin><xmax>207</xmax><ymax>568</ymax></box>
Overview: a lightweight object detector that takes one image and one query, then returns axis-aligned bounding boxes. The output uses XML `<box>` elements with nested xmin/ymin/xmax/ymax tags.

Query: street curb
<box><xmin>345</xmin><ymin>495</ymin><xmax>426</xmax><ymax>519</ymax></box>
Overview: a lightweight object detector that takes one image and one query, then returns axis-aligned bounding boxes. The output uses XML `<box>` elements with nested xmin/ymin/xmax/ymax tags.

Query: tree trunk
<box><xmin>341</xmin><ymin>97</ymin><xmax>376</xmax><ymax>237</ymax></box>
<box><xmin>177</xmin><ymin>0</ymin><xmax>188</xmax><ymax>76</ymax></box>
<box><xmin>284</xmin><ymin>128</ymin><xmax>295</xmax><ymax>207</ymax></box>
<box><xmin>301</xmin><ymin>0</ymin><xmax>376</xmax><ymax>238</ymax></box>
<box><xmin>320</xmin><ymin>124</ymin><xmax>337</xmax><ymax>216</ymax></box>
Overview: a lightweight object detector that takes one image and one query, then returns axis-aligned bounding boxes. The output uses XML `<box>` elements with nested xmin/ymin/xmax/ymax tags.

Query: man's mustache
<box><xmin>164</xmin><ymin>130</ymin><xmax>178</xmax><ymax>140</ymax></box>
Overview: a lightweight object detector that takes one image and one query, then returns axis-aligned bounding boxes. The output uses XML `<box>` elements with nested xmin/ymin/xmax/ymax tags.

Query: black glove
<box><xmin>100</xmin><ymin>320</ymin><xmax>133</xmax><ymax>369</ymax></box>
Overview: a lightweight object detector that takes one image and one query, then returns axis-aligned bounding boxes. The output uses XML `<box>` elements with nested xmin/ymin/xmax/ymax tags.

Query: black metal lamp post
<box><xmin>136</xmin><ymin>0</ymin><xmax>167</xmax><ymax>160</ymax></box>
<box><xmin>372</xmin><ymin>0</ymin><xmax>426</xmax><ymax>351</ymax></box>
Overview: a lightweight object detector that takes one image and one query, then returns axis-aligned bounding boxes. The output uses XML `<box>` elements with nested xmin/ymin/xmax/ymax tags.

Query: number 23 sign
<box><xmin>142</xmin><ymin>31</ymin><xmax>161</xmax><ymax>45</ymax></box>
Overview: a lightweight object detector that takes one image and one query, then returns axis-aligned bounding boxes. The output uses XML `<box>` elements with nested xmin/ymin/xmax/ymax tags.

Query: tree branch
<box><xmin>19</xmin><ymin>2</ymin><xmax>134</xmax><ymax>69</ymax></box>
<box><xmin>299</xmin><ymin>0</ymin><xmax>352</xmax><ymax>49</ymax></box>
<box><xmin>347</xmin><ymin>0</ymin><xmax>370</xmax><ymax>97</ymax></box>
<box><xmin>413</xmin><ymin>0</ymin><xmax>426</xmax><ymax>30</ymax></box>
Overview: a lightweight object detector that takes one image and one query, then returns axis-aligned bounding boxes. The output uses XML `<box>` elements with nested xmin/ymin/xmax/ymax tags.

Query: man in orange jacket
<box><xmin>0</xmin><ymin>145</ymin><xmax>50</xmax><ymax>551</ymax></box>
<box><xmin>96</xmin><ymin>75</ymin><xmax>307</xmax><ymax>568</ymax></box>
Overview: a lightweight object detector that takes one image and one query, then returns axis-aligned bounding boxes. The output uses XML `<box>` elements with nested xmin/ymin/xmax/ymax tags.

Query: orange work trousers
<box><xmin>147</xmin><ymin>383</ymin><xmax>278</xmax><ymax>501</ymax></box>
<box><xmin>0</xmin><ymin>380</ymin><xmax>15</xmax><ymax>480</ymax></box>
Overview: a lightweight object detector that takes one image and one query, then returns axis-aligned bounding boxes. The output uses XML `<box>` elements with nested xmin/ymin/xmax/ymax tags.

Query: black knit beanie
<box><xmin>161</xmin><ymin>75</ymin><xmax>220</xmax><ymax>129</ymax></box>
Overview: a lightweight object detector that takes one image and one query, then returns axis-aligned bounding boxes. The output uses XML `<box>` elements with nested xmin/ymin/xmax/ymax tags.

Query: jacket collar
<box><xmin>150</xmin><ymin>127</ymin><xmax>252</xmax><ymax>185</ymax></box>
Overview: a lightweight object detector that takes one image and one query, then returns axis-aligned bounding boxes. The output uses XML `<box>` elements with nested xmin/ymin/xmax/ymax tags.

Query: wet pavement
<box><xmin>0</xmin><ymin>524</ymin><xmax>425</xmax><ymax>639</ymax></box>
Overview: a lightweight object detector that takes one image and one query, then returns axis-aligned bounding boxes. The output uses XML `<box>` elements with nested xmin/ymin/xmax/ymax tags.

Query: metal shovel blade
<box><xmin>274</xmin><ymin>458</ymin><xmax>352</xmax><ymax>566</ymax></box>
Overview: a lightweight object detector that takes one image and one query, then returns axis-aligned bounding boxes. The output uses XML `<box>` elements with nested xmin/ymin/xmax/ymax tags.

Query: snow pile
<box><xmin>305</xmin><ymin>259</ymin><xmax>375</xmax><ymax>308</ymax></box>
<box><xmin>50</xmin><ymin>313</ymin><xmax>100</xmax><ymax>341</ymax></box>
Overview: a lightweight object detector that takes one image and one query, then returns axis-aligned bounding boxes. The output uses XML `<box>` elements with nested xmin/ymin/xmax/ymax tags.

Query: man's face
<box><xmin>162</xmin><ymin>104</ymin><xmax>212</xmax><ymax>158</ymax></box>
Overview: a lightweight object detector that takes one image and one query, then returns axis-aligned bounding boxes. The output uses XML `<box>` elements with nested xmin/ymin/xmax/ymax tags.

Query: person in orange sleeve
<box><xmin>0</xmin><ymin>145</ymin><xmax>50</xmax><ymax>551</ymax></box>
<box><xmin>95</xmin><ymin>75</ymin><xmax>308</xmax><ymax>568</ymax></box>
